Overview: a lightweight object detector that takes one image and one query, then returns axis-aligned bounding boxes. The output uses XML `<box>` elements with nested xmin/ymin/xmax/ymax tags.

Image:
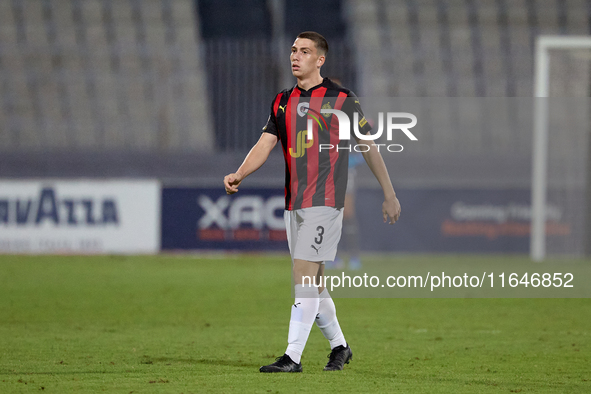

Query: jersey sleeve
<box><xmin>346</xmin><ymin>91</ymin><xmax>372</xmax><ymax>136</ymax></box>
<box><xmin>262</xmin><ymin>99</ymin><xmax>279</xmax><ymax>137</ymax></box>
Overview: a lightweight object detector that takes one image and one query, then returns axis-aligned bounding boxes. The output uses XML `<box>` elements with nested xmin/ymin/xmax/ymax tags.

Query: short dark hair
<box><xmin>296</xmin><ymin>31</ymin><xmax>328</xmax><ymax>55</ymax></box>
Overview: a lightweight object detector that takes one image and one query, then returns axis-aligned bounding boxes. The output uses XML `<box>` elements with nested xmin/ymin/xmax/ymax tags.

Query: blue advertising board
<box><xmin>161</xmin><ymin>187</ymin><xmax>288</xmax><ymax>251</ymax></box>
<box><xmin>162</xmin><ymin>187</ymin><xmax>575</xmax><ymax>253</ymax></box>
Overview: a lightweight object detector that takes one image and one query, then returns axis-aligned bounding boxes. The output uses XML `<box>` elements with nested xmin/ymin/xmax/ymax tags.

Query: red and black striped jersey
<box><xmin>262</xmin><ymin>77</ymin><xmax>372</xmax><ymax>211</ymax></box>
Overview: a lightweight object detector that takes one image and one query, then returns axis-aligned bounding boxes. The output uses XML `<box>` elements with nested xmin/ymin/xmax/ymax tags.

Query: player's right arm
<box><xmin>224</xmin><ymin>132</ymin><xmax>278</xmax><ymax>194</ymax></box>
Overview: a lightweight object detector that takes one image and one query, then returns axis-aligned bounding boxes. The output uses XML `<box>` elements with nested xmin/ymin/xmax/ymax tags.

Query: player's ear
<box><xmin>317</xmin><ymin>55</ymin><xmax>325</xmax><ymax>68</ymax></box>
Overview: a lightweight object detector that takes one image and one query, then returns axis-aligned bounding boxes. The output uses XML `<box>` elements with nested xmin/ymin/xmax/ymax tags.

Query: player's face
<box><xmin>290</xmin><ymin>38</ymin><xmax>325</xmax><ymax>78</ymax></box>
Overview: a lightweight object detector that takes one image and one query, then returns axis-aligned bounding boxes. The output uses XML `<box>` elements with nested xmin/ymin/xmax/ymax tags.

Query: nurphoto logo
<box><xmin>293</xmin><ymin>103</ymin><xmax>418</xmax><ymax>157</ymax></box>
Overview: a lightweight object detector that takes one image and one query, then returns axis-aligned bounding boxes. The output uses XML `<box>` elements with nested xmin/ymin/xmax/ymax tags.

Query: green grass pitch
<box><xmin>0</xmin><ymin>254</ymin><xmax>589</xmax><ymax>393</ymax></box>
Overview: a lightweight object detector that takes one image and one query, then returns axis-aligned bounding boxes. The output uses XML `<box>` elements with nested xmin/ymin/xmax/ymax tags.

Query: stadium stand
<box><xmin>0</xmin><ymin>0</ymin><xmax>211</xmax><ymax>156</ymax></box>
<box><xmin>350</xmin><ymin>0</ymin><xmax>591</xmax><ymax>98</ymax></box>
<box><xmin>0</xmin><ymin>0</ymin><xmax>590</xmax><ymax>184</ymax></box>
<box><xmin>345</xmin><ymin>0</ymin><xmax>591</xmax><ymax>174</ymax></box>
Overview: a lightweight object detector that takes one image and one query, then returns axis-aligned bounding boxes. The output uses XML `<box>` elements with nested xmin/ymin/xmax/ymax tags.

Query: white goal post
<box><xmin>531</xmin><ymin>35</ymin><xmax>591</xmax><ymax>261</ymax></box>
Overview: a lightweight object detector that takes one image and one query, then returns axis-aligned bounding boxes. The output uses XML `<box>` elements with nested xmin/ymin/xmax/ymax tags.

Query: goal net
<box><xmin>532</xmin><ymin>36</ymin><xmax>591</xmax><ymax>260</ymax></box>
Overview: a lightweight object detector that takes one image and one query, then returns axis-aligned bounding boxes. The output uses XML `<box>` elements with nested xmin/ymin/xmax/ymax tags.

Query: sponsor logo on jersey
<box><xmin>297</xmin><ymin>102</ymin><xmax>328</xmax><ymax>131</ymax></box>
<box><xmin>289</xmin><ymin>129</ymin><xmax>314</xmax><ymax>158</ymax></box>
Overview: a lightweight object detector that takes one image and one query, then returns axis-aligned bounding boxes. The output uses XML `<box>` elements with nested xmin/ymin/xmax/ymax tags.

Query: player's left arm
<box><xmin>355</xmin><ymin>133</ymin><xmax>401</xmax><ymax>224</ymax></box>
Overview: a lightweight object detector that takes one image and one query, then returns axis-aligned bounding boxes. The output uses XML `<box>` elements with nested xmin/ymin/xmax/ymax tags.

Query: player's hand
<box><xmin>224</xmin><ymin>172</ymin><xmax>243</xmax><ymax>194</ymax></box>
<box><xmin>382</xmin><ymin>196</ymin><xmax>401</xmax><ymax>224</ymax></box>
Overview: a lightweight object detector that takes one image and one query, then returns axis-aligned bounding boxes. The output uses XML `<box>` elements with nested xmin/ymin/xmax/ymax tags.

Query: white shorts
<box><xmin>284</xmin><ymin>206</ymin><xmax>344</xmax><ymax>262</ymax></box>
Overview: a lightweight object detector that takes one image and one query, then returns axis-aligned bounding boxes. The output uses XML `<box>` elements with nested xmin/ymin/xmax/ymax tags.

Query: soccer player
<box><xmin>223</xmin><ymin>31</ymin><xmax>400</xmax><ymax>373</ymax></box>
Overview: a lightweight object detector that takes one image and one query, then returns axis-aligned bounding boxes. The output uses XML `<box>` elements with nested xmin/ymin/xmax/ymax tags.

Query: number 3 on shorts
<box><xmin>315</xmin><ymin>226</ymin><xmax>324</xmax><ymax>245</ymax></box>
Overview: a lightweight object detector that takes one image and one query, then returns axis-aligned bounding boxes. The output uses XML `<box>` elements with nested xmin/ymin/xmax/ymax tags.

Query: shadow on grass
<box><xmin>1</xmin><ymin>357</ymin><xmax>260</xmax><ymax>375</ymax></box>
<box><xmin>149</xmin><ymin>356</ymin><xmax>260</xmax><ymax>368</ymax></box>
<box><xmin>0</xmin><ymin>370</ymin><xmax>123</xmax><ymax>375</ymax></box>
